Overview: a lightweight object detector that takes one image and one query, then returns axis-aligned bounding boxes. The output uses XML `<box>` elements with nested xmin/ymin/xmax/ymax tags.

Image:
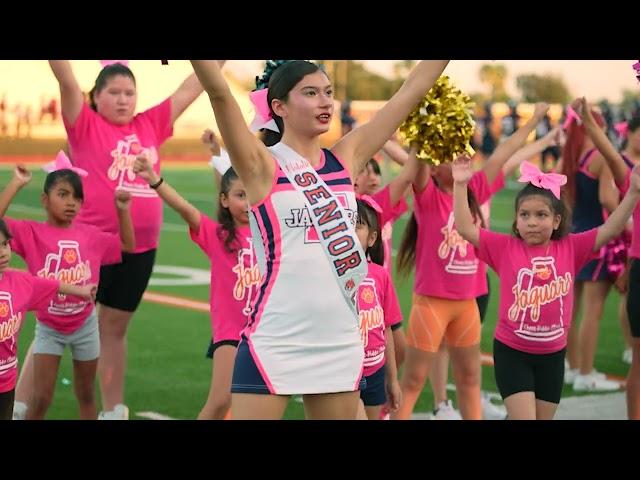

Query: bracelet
<box><xmin>150</xmin><ymin>177</ymin><xmax>164</xmax><ymax>189</ymax></box>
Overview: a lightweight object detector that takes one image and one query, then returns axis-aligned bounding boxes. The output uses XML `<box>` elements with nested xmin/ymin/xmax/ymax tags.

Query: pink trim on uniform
<box><xmin>245</xmin><ymin>213</ymin><xmax>269</xmax><ymax>336</ymax></box>
<box><xmin>353</xmin><ymin>369</ymin><xmax>364</xmax><ymax>391</ymax></box>
<box><xmin>316</xmin><ymin>149</ymin><xmax>328</xmax><ymax>170</ymax></box>
<box><xmin>320</xmin><ymin>170</ymin><xmax>352</xmax><ymax>182</ymax></box>
<box><xmin>578</xmin><ymin>149</ymin><xmax>598</xmax><ymax>179</ymax></box>
<box><xmin>578</xmin><ymin>168</ymin><xmax>598</xmax><ymax>180</ymax></box>
<box><xmin>246</xmin><ymin>198</ymin><xmax>283</xmax><ymax>336</ymax></box>
<box><xmin>272</xmin><ymin>183</ymin><xmax>294</xmax><ymax>193</ymax></box>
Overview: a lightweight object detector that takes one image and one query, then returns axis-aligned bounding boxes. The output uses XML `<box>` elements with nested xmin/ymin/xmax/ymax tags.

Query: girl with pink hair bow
<box><xmin>0</xmin><ymin>152</ymin><xmax>135</xmax><ymax>419</ymax></box>
<box><xmin>453</xmin><ymin>154</ymin><xmax>640</xmax><ymax>420</ymax></box>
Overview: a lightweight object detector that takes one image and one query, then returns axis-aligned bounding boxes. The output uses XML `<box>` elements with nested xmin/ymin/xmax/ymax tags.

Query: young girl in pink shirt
<box><xmin>354</xmin><ymin>196</ymin><xmax>402</xmax><ymax>420</ymax></box>
<box><xmin>133</xmin><ymin>155</ymin><xmax>260</xmax><ymax>420</ymax></box>
<box><xmin>353</xmin><ymin>150</ymin><xmax>413</xmax><ymax>410</ymax></box>
<box><xmin>453</xmin><ymin>156</ymin><xmax>640</xmax><ymax>419</ymax></box>
<box><xmin>0</xmin><ymin>160</ymin><xmax>134</xmax><ymax>419</ymax></box>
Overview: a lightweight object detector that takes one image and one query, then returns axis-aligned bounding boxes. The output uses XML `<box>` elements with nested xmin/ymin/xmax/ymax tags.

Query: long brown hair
<box><xmin>356</xmin><ymin>199</ymin><xmax>384</xmax><ymax>266</ymax></box>
<box><xmin>216</xmin><ymin>167</ymin><xmax>243</xmax><ymax>253</ymax></box>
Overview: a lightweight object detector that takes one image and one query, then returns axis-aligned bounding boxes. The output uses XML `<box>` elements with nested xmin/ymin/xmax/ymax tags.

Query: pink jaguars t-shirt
<box><xmin>477</xmin><ymin>228</ymin><xmax>598</xmax><ymax>354</ymax></box>
<box><xmin>0</xmin><ymin>270</ymin><xmax>60</xmax><ymax>393</ymax></box>
<box><xmin>357</xmin><ymin>262</ymin><xmax>403</xmax><ymax>377</ymax></box>
<box><xmin>64</xmin><ymin>100</ymin><xmax>173</xmax><ymax>253</ymax></box>
<box><xmin>6</xmin><ymin>218</ymin><xmax>121</xmax><ymax>334</ymax></box>
<box><xmin>372</xmin><ymin>184</ymin><xmax>409</xmax><ymax>274</ymax></box>
<box><xmin>618</xmin><ymin>171</ymin><xmax>640</xmax><ymax>259</ymax></box>
<box><xmin>189</xmin><ymin>214</ymin><xmax>262</xmax><ymax>343</ymax></box>
<box><xmin>413</xmin><ymin>170</ymin><xmax>496</xmax><ymax>299</ymax></box>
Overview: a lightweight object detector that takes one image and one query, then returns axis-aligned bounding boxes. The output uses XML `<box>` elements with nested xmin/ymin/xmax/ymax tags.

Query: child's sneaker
<box><xmin>12</xmin><ymin>401</ymin><xmax>27</xmax><ymax>420</ymax></box>
<box><xmin>481</xmin><ymin>393</ymin><xmax>507</xmax><ymax>420</ymax></box>
<box><xmin>433</xmin><ymin>400</ymin><xmax>462</xmax><ymax>420</ymax></box>
<box><xmin>573</xmin><ymin>373</ymin><xmax>621</xmax><ymax>392</ymax></box>
<box><xmin>98</xmin><ymin>403</ymin><xmax>130</xmax><ymax>420</ymax></box>
<box><xmin>623</xmin><ymin>348</ymin><xmax>632</xmax><ymax>365</ymax></box>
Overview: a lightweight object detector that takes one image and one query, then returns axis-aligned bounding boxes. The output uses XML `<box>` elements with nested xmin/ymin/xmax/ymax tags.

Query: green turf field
<box><xmin>0</xmin><ymin>165</ymin><xmax>630</xmax><ymax>419</ymax></box>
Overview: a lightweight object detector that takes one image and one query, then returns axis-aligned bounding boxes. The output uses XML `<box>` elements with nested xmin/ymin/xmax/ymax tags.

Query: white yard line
<box><xmin>136</xmin><ymin>411</ymin><xmax>178</xmax><ymax>420</ymax></box>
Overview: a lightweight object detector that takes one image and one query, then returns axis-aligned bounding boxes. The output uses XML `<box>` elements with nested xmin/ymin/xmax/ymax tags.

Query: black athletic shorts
<box><xmin>493</xmin><ymin>338</ymin><xmax>565</xmax><ymax>404</ymax></box>
<box><xmin>96</xmin><ymin>249</ymin><xmax>156</xmax><ymax>312</ymax></box>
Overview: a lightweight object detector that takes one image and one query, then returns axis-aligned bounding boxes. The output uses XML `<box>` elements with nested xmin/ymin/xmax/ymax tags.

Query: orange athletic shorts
<box><xmin>406</xmin><ymin>294</ymin><xmax>481</xmax><ymax>353</ymax></box>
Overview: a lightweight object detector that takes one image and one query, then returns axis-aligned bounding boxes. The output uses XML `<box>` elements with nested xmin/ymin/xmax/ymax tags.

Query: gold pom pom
<box><xmin>399</xmin><ymin>76</ymin><xmax>475</xmax><ymax>165</ymax></box>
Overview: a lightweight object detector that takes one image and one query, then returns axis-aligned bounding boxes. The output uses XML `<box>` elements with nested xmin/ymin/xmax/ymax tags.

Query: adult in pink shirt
<box><xmin>48</xmin><ymin>60</ymin><xmax>210</xmax><ymax>419</ymax></box>
<box><xmin>134</xmin><ymin>155</ymin><xmax>260</xmax><ymax>420</ymax></box>
<box><xmin>453</xmin><ymin>155</ymin><xmax>640</xmax><ymax>420</ymax></box>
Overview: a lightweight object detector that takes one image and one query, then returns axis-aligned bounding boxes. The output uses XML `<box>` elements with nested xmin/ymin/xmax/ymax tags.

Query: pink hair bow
<box><xmin>248</xmin><ymin>88</ymin><xmax>279</xmax><ymax>134</ymax></box>
<box><xmin>633</xmin><ymin>61</ymin><xmax>640</xmax><ymax>81</ymax></box>
<box><xmin>100</xmin><ymin>60</ymin><xmax>130</xmax><ymax>68</ymax></box>
<box><xmin>517</xmin><ymin>161</ymin><xmax>566</xmax><ymax>199</ymax></box>
<box><xmin>562</xmin><ymin>105</ymin><xmax>582</xmax><ymax>130</ymax></box>
<box><xmin>42</xmin><ymin>151</ymin><xmax>88</xmax><ymax>177</ymax></box>
<box><xmin>615</xmin><ymin>121</ymin><xmax>629</xmax><ymax>138</ymax></box>
<box><xmin>356</xmin><ymin>194</ymin><xmax>383</xmax><ymax>226</ymax></box>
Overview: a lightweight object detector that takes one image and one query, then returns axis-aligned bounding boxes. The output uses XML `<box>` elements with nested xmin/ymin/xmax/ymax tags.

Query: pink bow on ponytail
<box><xmin>248</xmin><ymin>88</ymin><xmax>280</xmax><ymax>134</ymax></box>
<box><xmin>100</xmin><ymin>60</ymin><xmax>130</xmax><ymax>68</ymax></box>
<box><xmin>517</xmin><ymin>161</ymin><xmax>566</xmax><ymax>199</ymax></box>
<box><xmin>615</xmin><ymin>121</ymin><xmax>629</xmax><ymax>138</ymax></box>
<box><xmin>562</xmin><ymin>105</ymin><xmax>582</xmax><ymax>130</ymax></box>
<box><xmin>356</xmin><ymin>194</ymin><xmax>384</xmax><ymax>227</ymax></box>
<box><xmin>42</xmin><ymin>151</ymin><xmax>88</xmax><ymax>177</ymax></box>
